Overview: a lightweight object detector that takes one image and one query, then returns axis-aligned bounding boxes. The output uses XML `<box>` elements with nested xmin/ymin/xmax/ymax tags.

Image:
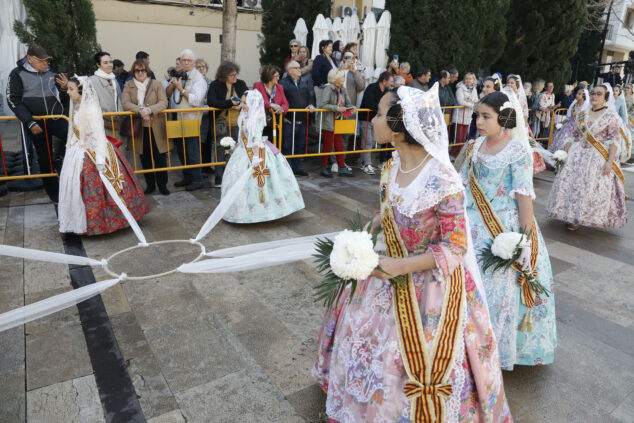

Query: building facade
<box><xmin>601</xmin><ymin>0</ymin><xmax>634</xmax><ymax>69</ymax></box>
<box><xmin>92</xmin><ymin>0</ymin><xmax>263</xmax><ymax>86</ymax></box>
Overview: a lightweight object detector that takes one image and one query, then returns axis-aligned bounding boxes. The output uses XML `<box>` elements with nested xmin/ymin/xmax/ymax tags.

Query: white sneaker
<box><xmin>331</xmin><ymin>163</ymin><xmax>338</xmax><ymax>172</ymax></box>
<box><xmin>362</xmin><ymin>164</ymin><xmax>375</xmax><ymax>175</ymax></box>
<box><xmin>367</xmin><ymin>164</ymin><xmax>378</xmax><ymax>173</ymax></box>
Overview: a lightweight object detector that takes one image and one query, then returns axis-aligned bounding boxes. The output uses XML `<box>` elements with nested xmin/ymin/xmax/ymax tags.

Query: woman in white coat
<box><xmin>452</xmin><ymin>72</ymin><xmax>479</xmax><ymax>149</ymax></box>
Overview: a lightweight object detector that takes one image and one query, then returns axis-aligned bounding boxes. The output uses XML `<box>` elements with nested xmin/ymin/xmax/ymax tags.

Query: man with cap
<box><xmin>6</xmin><ymin>45</ymin><xmax>69</xmax><ymax>202</ymax></box>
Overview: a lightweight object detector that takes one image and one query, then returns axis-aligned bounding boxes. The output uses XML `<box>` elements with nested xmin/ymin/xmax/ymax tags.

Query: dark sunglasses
<box><xmin>134</xmin><ymin>69</ymin><xmax>147</xmax><ymax>74</ymax></box>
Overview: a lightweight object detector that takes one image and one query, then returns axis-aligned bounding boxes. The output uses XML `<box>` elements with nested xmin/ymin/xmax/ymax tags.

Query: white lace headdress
<box><xmin>602</xmin><ymin>82</ymin><xmax>617</xmax><ymax>112</ymax></box>
<box><xmin>500</xmin><ymin>86</ymin><xmax>531</xmax><ymax>154</ymax></box>
<box><xmin>567</xmin><ymin>88</ymin><xmax>590</xmax><ymax>118</ymax></box>
<box><xmin>395</xmin><ymin>84</ymin><xmax>489</xmax><ymax>305</ymax></box>
<box><xmin>66</xmin><ymin>76</ymin><xmax>108</xmax><ymax>166</ymax></box>
<box><xmin>237</xmin><ymin>90</ymin><xmax>266</xmax><ymax>155</ymax></box>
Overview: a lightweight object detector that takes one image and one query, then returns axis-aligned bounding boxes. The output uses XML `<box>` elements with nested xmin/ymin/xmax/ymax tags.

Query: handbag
<box><xmin>214</xmin><ymin>85</ymin><xmax>237</xmax><ymax>138</ymax></box>
<box><xmin>121</xmin><ymin>80</ymin><xmax>153</xmax><ymax>138</ymax></box>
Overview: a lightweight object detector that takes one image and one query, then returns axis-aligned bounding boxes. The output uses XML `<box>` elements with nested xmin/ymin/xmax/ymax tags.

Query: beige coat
<box><xmin>122</xmin><ymin>79</ymin><xmax>169</xmax><ymax>154</ymax></box>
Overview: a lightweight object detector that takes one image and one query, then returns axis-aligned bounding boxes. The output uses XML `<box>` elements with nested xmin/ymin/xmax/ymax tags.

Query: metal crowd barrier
<box><xmin>0</xmin><ymin>105</ymin><xmax>566</xmax><ymax>182</ymax></box>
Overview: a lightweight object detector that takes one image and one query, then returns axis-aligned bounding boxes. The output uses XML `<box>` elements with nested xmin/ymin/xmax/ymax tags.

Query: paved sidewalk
<box><xmin>0</xmin><ymin>160</ymin><xmax>632</xmax><ymax>422</ymax></box>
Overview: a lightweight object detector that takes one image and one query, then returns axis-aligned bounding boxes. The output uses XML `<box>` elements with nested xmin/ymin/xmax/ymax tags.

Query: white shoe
<box><xmin>362</xmin><ymin>164</ymin><xmax>376</xmax><ymax>175</ymax></box>
<box><xmin>367</xmin><ymin>164</ymin><xmax>378</xmax><ymax>173</ymax></box>
<box><xmin>331</xmin><ymin>163</ymin><xmax>338</xmax><ymax>172</ymax></box>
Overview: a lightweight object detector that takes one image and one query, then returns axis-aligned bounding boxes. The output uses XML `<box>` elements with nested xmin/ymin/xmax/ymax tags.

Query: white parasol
<box><xmin>332</xmin><ymin>17</ymin><xmax>344</xmax><ymax>43</ymax></box>
<box><xmin>347</xmin><ymin>13</ymin><xmax>361</xmax><ymax>45</ymax></box>
<box><xmin>0</xmin><ymin>0</ymin><xmax>27</xmax><ymax>115</ymax></box>
<box><xmin>374</xmin><ymin>10</ymin><xmax>391</xmax><ymax>73</ymax></box>
<box><xmin>293</xmin><ymin>18</ymin><xmax>308</xmax><ymax>46</ymax></box>
<box><xmin>361</xmin><ymin>12</ymin><xmax>377</xmax><ymax>82</ymax></box>
<box><xmin>311</xmin><ymin>14</ymin><xmax>330</xmax><ymax>60</ymax></box>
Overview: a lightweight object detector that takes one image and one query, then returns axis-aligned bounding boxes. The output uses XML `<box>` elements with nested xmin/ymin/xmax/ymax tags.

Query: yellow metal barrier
<box><xmin>1</xmin><ymin>103</ymin><xmax>567</xmax><ymax>184</ymax></box>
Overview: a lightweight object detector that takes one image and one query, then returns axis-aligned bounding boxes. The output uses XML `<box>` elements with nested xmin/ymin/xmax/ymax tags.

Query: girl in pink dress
<box><xmin>313</xmin><ymin>85</ymin><xmax>512</xmax><ymax>422</ymax></box>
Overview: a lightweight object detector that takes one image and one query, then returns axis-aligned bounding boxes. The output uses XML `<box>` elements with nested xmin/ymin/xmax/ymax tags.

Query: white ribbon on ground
<box><xmin>205</xmin><ymin>232</ymin><xmax>338</xmax><ymax>257</ymax></box>
<box><xmin>0</xmin><ymin>245</ymin><xmax>104</xmax><ymax>266</ymax></box>
<box><xmin>194</xmin><ymin>166</ymin><xmax>253</xmax><ymax>242</ymax></box>
<box><xmin>99</xmin><ymin>172</ymin><xmax>148</xmax><ymax>245</ymax></box>
<box><xmin>178</xmin><ymin>241</ymin><xmax>319</xmax><ymax>274</ymax></box>
<box><xmin>0</xmin><ymin>276</ymin><xmax>123</xmax><ymax>332</ymax></box>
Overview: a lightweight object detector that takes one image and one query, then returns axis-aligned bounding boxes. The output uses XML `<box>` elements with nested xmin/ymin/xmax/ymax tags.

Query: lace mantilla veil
<box><xmin>237</xmin><ymin>90</ymin><xmax>267</xmax><ymax>162</ymax></box>
<box><xmin>396</xmin><ymin>84</ymin><xmax>489</xmax><ymax>301</ymax></box>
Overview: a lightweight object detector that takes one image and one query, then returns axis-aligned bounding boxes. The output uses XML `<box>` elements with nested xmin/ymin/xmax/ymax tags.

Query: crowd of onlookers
<box><xmin>7</xmin><ymin>40</ymin><xmax>621</xmax><ymax>202</ymax></box>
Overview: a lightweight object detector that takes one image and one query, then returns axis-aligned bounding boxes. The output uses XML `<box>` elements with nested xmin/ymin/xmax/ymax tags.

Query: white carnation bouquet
<box><xmin>314</xmin><ymin>214</ymin><xmax>405</xmax><ymax>308</ymax></box>
<box><xmin>552</xmin><ymin>150</ymin><xmax>567</xmax><ymax>174</ymax></box>
<box><xmin>219</xmin><ymin>136</ymin><xmax>236</xmax><ymax>158</ymax></box>
<box><xmin>479</xmin><ymin>230</ymin><xmax>550</xmax><ymax>297</ymax></box>
<box><xmin>555</xmin><ymin>123</ymin><xmax>563</xmax><ymax>130</ymax></box>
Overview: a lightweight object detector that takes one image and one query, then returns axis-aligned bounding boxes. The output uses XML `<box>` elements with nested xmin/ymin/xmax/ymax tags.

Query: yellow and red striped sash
<box><xmin>466</xmin><ymin>142</ymin><xmax>539</xmax><ymax>313</ymax></box>
<box><xmin>380</xmin><ymin>160</ymin><xmax>466</xmax><ymax>422</ymax></box>
<box><xmin>241</xmin><ymin>133</ymin><xmax>269</xmax><ymax>202</ymax></box>
<box><xmin>577</xmin><ymin>113</ymin><xmax>626</xmax><ymax>186</ymax></box>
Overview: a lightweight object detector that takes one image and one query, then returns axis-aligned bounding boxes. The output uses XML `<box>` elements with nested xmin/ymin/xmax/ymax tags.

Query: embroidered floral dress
<box><xmin>547</xmin><ymin>109</ymin><xmax>627</xmax><ymax>228</ymax></box>
<box><xmin>58</xmin><ymin>107</ymin><xmax>149</xmax><ymax>235</ymax></box>
<box><xmin>549</xmin><ymin>105</ymin><xmax>581</xmax><ymax>152</ymax></box>
<box><xmin>461</xmin><ymin>137</ymin><xmax>557</xmax><ymax>370</ymax></box>
<box><xmin>313</xmin><ymin>156</ymin><xmax>512</xmax><ymax>422</ymax></box>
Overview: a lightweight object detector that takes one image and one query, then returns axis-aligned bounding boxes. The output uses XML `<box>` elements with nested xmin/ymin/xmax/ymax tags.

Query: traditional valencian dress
<box><xmin>221</xmin><ymin>90</ymin><xmax>304</xmax><ymax>223</ymax></box>
<box><xmin>461</xmin><ymin>136</ymin><xmax>556</xmax><ymax>370</ymax></box>
<box><xmin>314</xmin><ymin>86</ymin><xmax>512</xmax><ymax>423</ymax></box>
<box><xmin>549</xmin><ymin>104</ymin><xmax>584</xmax><ymax>152</ymax></box>
<box><xmin>58</xmin><ymin>78</ymin><xmax>149</xmax><ymax>235</ymax></box>
<box><xmin>547</xmin><ymin>107</ymin><xmax>627</xmax><ymax>228</ymax></box>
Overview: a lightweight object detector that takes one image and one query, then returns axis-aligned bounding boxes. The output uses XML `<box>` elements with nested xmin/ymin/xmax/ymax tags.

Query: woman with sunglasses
<box><xmin>548</xmin><ymin>84</ymin><xmax>627</xmax><ymax>230</ymax></box>
<box><xmin>283</xmin><ymin>39</ymin><xmax>301</xmax><ymax>72</ymax></box>
<box><xmin>122</xmin><ymin>59</ymin><xmax>170</xmax><ymax>195</ymax></box>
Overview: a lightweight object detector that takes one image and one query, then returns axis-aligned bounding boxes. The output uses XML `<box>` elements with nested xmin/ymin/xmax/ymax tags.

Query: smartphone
<box><xmin>231</xmin><ymin>96</ymin><xmax>240</xmax><ymax>102</ymax></box>
<box><xmin>393</xmin><ymin>55</ymin><xmax>399</xmax><ymax>63</ymax></box>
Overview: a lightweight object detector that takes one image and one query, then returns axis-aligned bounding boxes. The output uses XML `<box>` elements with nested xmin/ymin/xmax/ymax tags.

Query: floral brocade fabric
<box><xmin>547</xmin><ymin>109</ymin><xmax>627</xmax><ymax>228</ymax></box>
<box><xmin>313</xmin><ymin>157</ymin><xmax>512</xmax><ymax>423</ymax></box>
<box><xmin>79</xmin><ymin>147</ymin><xmax>149</xmax><ymax>236</ymax></box>
<box><xmin>461</xmin><ymin>137</ymin><xmax>557</xmax><ymax>370</ymax></box>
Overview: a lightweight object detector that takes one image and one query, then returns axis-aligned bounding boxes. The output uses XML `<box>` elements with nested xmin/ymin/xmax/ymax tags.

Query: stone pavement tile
<box><xmin>25</xmin><ymin>287</ymin><xmax>81</xmax><ymax>335</ymax></box>
<box><xmin>110</xmin><ymin>312</ymin><xmax>178</xmax><ymax>419</ymax></box>
<box><xmin>142</xmin><ymin>195</ymin><xmax>205</xmax><ymax>242</ymax></box>
<box><xmin>611</xmin><ymin>392</ymin><xmax>634</xmax><ymax>422</ymax></box>
<box><xmin>23</xmin><ymin>190</ymin><xmax>50</xmax><ymax>206</ymax></box>
<box><xmin>546</xmin><ymin>240</ymin><xmax>627</xmax><ymax>274</ymax></box>
<box><xmin>27</xmin><ymin>374</ymin><xmax>106</xmax><ymax>423</ymax></box>
<box><xmin>555</xmin><ymin>265</ymin><xmax>633</xmax><ymax>328</ymax></box>
<box><xmin>107</xmin><ymin>241</ymin><xmax>201</xmax><ymax>279</ymax></box>
<box><xmin>175</xmin><ymin>369</ymin><xmax>303</xmax><ymax>423</ymax></box>
<box><xmin>0</xmin><ymin>206</ymin><xmax>7</xmax><ymax>246</ymax></box>
<box><xmin>503</xmin><ymin>318</ymin><xmax>632</xmax><ymax>422</ymax></box>
<box><xmin>223</xmin><ymin>295</ymin><xmax>316</xmax><ymax>395</ymax></box>
<box><xmin>143</xmin><ymin>312</ymin><xmax>244</xmax><ymax>393</ymax></box>
<box><xmin>0</xmin><ymin>256</ymin><xmax>24</xmax><ymax>312</ymax></box>
<box><xmin>0</xmin><ymin>372</ymin><xmax>25</xmax><ymax>422</ymax></box>
<box><xmin>3</xmin><ymin>204</ymin><xmax>24</xmax><ymax>246</ymax></box>
<box><xmin>547</xmin><ymin>256</ymin><xmax>574</xmax><ymax>276</ymax></box>
<box><xmin>0</xmin><ymin>326</ymin><xmax>24</xmax><ymax>376</ymax></box>
<box><xmin>152</xmin><ymin>190</ymin><xmax>216</xmax><ymax>239</ymax></box>
<box><xmin>147</xmin><ymin>409</ymin><xmax>187</xmax><ymax>423</ymax></box>
<box><xmin>285</xmin><ymin>383</ymin><xmax>327</xmax><ymax>423</ymax></box>
<box><xmin>9</xmin><ymin>191</ymin><xmax>25</xmax><ymax>208</ymax></box>
<box><xmin>506</xmin><ymin>398</ymin><xmax>545</xmax><ymax>423</ymax></box>
<box><xmin>23</xmin><ymin>203</ymin><xmax>70</xmax><ymax>295</ymax></box>
<box><xmin>101</xmin><ymin>282</ymin><xmax>131</xmax><ymax>317</ymax></box>
<box><xmin>26</xmin><ymin>324</ymin><xmax>92</xmax><ymax>390</ymax></box>
<box><xmin>123</xmin><ymin>274</ymin><xmax>212</xmax><ymax>329</ymax></box>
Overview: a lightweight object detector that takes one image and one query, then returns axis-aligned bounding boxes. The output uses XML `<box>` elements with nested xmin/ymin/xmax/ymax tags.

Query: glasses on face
<box><xmin>134</xmin><ymin>69</ymin><xmax>147</xmax><ymax>74</ymax></box>
<box><xmin>196</xmin><ymin>65</ymin><xmax>205</xmax><ymax>70</ymax></box>
<box><xmin>273</xmin><ymin>74</ymin><xmax>280</xmax><ymax>78</ymax></box>
<box><xmin>290</xmin><ymin>44</ymin><xmax>299</xmax><ymax>48</ymax></box>
<box><xmin>344</xmin><ymin>55</ymin><xmax>354</xmax><ymax>60</ymax></box>
<box><xmin>181</xmin><ymin>59</ymin><xmax>193</xmax><ymax>63</ymax></box>
<box><xmin>228</xmin><ymin>72</ymin><xmax>238</xmax><ymax>77</ymax></box>
<box><xmin>590</xmin><ymin>91</ymin><xmax>603</xmax><ymax>97</ymax></box>
<box><xmin>287</xmin><ymin>66</ymin><xmax>300</xmax><ymax>70</ymax></box>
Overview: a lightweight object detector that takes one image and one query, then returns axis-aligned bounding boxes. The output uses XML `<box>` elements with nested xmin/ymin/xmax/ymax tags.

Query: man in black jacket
<box><xmin>280</xmin><ymin>60</ymin><xmax>316</xmax><ymax>176</ymax></box>
<box><xmin>6</xmin><ymin>45</ymin><xmax>69</xmax><ymax>202</ymax></box>
<box><xmin>359</xmin><ymin>71</ymin><xmax>393</xmax><ymax>173</ymax></box>
<box><xmin>205</xmin><ymin>61</ymin><xmax>248</xmax><ymax>186</ymax></box>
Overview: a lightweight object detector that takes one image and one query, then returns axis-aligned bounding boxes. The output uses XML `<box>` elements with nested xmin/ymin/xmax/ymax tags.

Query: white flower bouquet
<box><xmin>553</xmin><ymin>150</ymin><xmax>567</xmax><ymax>174</ymax></box>
<box><xmin>219</xmin><ymin>137</ymin><xmax>236</xmax><ymax>158</ymax></box>
<box><xmin>555</xmin><ymin>123</ymin><xmax>563</xmax><ymax>130</ymax></box>
<box><xmin>479</xmin><ymin>230</ymin><xmax>550</xmax><ymax>297</ymax></box>
<box><xmin>313</xmin><ymin>214</ymin><xmax>405</xmax><ymax>308</ymax></box>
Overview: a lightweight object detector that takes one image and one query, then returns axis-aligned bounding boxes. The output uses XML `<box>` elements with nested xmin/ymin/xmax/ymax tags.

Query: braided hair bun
<box><xmin>480</xmin><ymin>91</ymin><xmax>517</xmax><ymax>129</ymax></box>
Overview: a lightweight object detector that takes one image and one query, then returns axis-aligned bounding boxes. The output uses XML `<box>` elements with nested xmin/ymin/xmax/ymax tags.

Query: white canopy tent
<box><xmin>0</xmin><ymin>0</ymin><xmax>27</xmax><ymax>116</ymax></box>
<box><xmin>374</xmin><ymin>11</ymin><xmax>391</xmax><ymax>79</ymax></box>
<box><xmin>332</xmin><ymin>17</ymin><xmax>344</xmax><ymax>43</ymax></box>
<box><xmin>311</xmin><ymin>14</ymin><xmax>330</xmax><ymax>59</ymax></box>
<box><xmin>293</xmin><ymin>18</ymin><xmax>308</xmax><ymax>46</ymax></box>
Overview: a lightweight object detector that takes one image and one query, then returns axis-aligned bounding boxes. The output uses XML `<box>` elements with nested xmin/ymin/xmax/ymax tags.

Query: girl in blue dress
<box><xmin>460</xmin><ymin>91</ymin><xmax>557</xmax><ymax>370</ymax></box>
<box><xmin>220</xmin><ymin>90</ymin><xmax>304</xmax><ymax>223</ymax></box>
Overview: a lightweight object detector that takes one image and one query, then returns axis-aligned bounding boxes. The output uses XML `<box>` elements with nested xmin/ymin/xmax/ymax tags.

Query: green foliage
<box><xmin>494</xmin><ymin>0</ymin><xmax>587</xmax><ymax>90</ymax></box>
<box><xmin>259</xmin><ymin>0</ymin><xmax>331</xmax><ymax>68</ymax></box>
<box><xmin>385</xmin><ymin>0</ymin><xmax>509</xmax><ymax>75</ymax></box>
<box><xmin>14</xmin><ymin>0</ymin><xmax>100</xmax><ymax>75</ymax></box>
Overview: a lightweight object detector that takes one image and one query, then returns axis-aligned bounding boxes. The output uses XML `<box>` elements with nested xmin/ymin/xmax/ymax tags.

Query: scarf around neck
<box><xmin>94</xmin><ymin>69</ymin><xmax>118</xmax><ymax>110</ymax></box>
<box><xmin>133</xmin><ymin>78</ymin><xmax>151</xmax><ymax>107</ymax></box>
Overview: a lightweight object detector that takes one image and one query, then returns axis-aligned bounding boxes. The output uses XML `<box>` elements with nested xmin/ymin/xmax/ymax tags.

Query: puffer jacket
<box><xmin>6</xmin><ymin>57</ymin><xmax>67</xmax><ymax>128</ymax></box>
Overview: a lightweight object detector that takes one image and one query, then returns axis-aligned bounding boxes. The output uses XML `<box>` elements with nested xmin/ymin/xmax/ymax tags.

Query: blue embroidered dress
<box><xmin>461</xmin><ymin>137</ymin><xmax>557</xmax><ymax>370</ymax></box>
